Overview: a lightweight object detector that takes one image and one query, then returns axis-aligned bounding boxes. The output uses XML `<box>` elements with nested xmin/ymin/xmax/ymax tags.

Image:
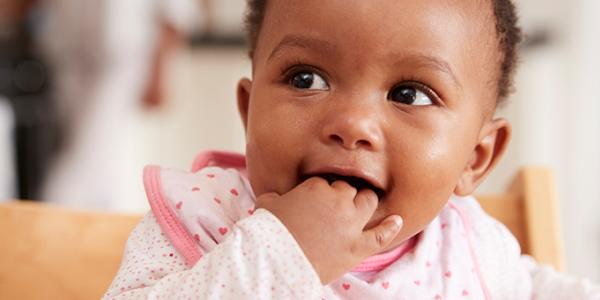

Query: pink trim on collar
<box><xmin>143</xmin><ymin>165</ymin><xmax>202</xmax><ymax>266</ymax></box>
<box><xmin>143</xmin><ymin>151</ymin><xmax>246</xmax><ymax>267</ymax></box>
<box><xmin>191</xmin><ymin>150</ymin><xmax>246</xmax><ymax>175</ymax></box>
<box><xmin>351</xmin><ymin>237</ymin><xmax>417</xmax><ymax>273</ymax></box>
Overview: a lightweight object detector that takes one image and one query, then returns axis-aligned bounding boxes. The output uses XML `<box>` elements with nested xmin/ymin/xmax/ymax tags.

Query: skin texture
<box><xmin>236</xmin><ymin>0</ymin><xmax>511</xmax><ymax>283</ymax></box>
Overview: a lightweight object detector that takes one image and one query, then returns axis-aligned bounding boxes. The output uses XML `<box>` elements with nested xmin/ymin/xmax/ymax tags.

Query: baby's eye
<box><xmin>388</xmin><ymin>84</ymin><xmax>433</xmax><ymax>106</ymax></box>
<box><xmin>290</xmin><ymin>72</ymin><xmax>329</xmax><ymax>91</ymax></box>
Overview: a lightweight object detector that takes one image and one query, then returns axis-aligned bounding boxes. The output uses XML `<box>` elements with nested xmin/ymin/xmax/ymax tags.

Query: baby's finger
<box><xmin>299</xmin><ymin>176</ymin><xmax>329</xmax><ymax>189</ymax></box>
<box><xmin>360</xmin><ymin>215</ymin><xmax>403</xmax><ymax>255</ymax></box>
<box><xmin>331</xmin><ymin>180</ymin><xmax>358</xmax><ymax>198</ymax></box>
<box><xmin>254</xmin><ymin>192</ymin><xmax>280</xmax><ymax>209</ymax></box>
<box><xmin>353</xmin><ymin>189</ymin><xmax>378</xmax><ymax>222</ymax></box>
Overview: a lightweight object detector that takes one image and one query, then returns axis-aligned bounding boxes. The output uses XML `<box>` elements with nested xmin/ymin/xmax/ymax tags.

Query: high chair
<box><xmin>476</xmin><ymin>166</ymin><xmax>565</xmax><ymax>271</ymax></box>
<box><xmin>0</xmin><ymin>166</ymin><xmax>564</xmax><ymax>300</ymax></box>
<box><xmin>0</xmin><ymin>202</ymin><xmax>142</xmax><ymax>300</ymax></box>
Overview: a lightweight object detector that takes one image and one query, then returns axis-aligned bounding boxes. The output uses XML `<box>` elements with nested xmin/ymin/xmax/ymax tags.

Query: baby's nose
<box><xmin>320</xmin><ymin>105</ymin><xmax>384</xmax><ymax>151</ymax></box>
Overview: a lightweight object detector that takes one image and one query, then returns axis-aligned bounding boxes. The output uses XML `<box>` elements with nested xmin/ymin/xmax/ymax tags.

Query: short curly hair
<box><xmin>243</xmin><ymin>0</ymin><xmax>522</xmax><ymax>104</ymax></box>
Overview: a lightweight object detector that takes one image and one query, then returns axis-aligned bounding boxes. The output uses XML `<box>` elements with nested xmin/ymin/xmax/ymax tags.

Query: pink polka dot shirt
<box><xmin>103</xmin><ymin>151</ymin><xmax>600</xmax><ymax>299</ymax></box>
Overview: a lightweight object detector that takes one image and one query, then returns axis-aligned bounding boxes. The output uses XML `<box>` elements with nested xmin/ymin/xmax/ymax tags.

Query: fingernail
<box><xmin>390</xmin><ymin>215</ymin><xmax>403</xmax><ymax>229</ymax></box>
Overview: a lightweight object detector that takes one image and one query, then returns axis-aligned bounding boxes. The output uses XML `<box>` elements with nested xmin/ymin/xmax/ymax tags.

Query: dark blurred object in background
<box><xmin>0</xmin><ymin>0</ymin><xmax>58</xmax><ymax>200</ymax></box>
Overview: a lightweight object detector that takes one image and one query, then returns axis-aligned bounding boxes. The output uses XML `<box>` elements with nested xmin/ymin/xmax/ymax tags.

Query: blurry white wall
<box><xmin>138</xmin><ymin>46</ymin><xmax>248</xmax><ymax>170</ymax></box>
<box><xmin>205</xmin><ymin>0</ymin><xmax>246</xmax><ymax>36</ymax></box>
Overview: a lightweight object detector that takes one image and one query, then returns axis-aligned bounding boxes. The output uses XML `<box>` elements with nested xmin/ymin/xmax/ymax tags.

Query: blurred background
<box><xmin>0</xmin><ymin>0</ymin><xmax>598</xmax><ymax>282</ymax></box>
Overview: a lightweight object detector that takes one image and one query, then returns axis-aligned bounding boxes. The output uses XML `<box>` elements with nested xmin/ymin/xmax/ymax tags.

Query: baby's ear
<box><xmin>454</xmin><ymin>118</ymin><xmax>511</xmax><ymax>196</ymax></box>
<box><xmin>236</xmin><ymin>78</ymin><xmax>253</xmax><ymax>131</ymax></box>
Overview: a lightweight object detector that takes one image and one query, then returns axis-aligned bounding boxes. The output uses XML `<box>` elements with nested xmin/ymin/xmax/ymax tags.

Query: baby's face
<box><xmin>238</xmin><ymin>0</ymin><xmax>505</xmax><ymax>249</ymax></box>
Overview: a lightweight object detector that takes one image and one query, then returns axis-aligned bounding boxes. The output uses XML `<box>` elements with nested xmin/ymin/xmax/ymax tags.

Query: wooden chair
<box><xmin>477</xmin><ymin>166</ymin><xmax>565</xmax><ymax>271</ymax></box>
<box><xmin>0</xmin><ymin>202</ymin><xmax>142</xmax><ymax>300</ymax></box>
<box><xmin>0</xmin><ymin>166</ymin><xmax>564</xmax><ymax>299</ymax></box>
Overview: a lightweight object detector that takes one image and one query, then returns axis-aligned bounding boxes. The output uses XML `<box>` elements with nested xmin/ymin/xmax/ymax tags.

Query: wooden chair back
<box><xmin>0</xmin><ymin>166</ymin><xmax>564</xmax><ymax>299</ymax></box>
<box><xmin>477</xmin><ymin>166</ymin><xmax>565</xmax><ymax>271</ymax></box>
<box><xmin>0</xmin><ymin>202</ymin><xmax>142</xmax><ymax>300</ymax></box>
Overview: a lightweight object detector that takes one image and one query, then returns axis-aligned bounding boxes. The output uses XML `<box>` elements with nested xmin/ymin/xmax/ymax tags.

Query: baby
<box><xmin>105</xmin><ymin>0</ymin><xmax>600</xmax><ymax>299</ymax></box>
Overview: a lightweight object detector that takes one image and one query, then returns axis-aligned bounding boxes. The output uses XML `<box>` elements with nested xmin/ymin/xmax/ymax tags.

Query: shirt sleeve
<box><xmin>521</xmin><ymin>255</ymin><xmax>600</xmax><ymax>300</ymax></box>
<box><xmin>103</xmin><ymin>209</ymin><xmax>322</xmax><ymax>299</ymax></box>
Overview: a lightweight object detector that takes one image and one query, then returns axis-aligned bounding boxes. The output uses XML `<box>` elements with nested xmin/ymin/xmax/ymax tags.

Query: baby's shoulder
<box><xmin>449</xmin><ymin>195</ymin><xmax>532</xmax><ymax>298</ymax></box>
<box><xmin>449</xmin><ymin>196</ymin><xmax>515</xmax><ymax>241</ymax></box>
<box><xmin>449</xmin><ymin>195</ymin><xmax>521</xmax><ymax>259</ymax></box>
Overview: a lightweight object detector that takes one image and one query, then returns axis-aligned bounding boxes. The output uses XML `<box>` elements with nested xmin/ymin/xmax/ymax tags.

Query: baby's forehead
<box><xmin>260</xmin><ymin>0</ymin><xmax>497</xmax><ymax>44</ymax></box>
<box><xmin>258</xmin><ymin>0</ymin><xmax>499</xmax><ymax>65</ymax></box>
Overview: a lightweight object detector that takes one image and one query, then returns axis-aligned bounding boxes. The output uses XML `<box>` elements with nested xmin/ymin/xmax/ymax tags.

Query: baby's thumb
<box><xmin>254</xmin><ymin>192</ymin><xmax>280</xmax><ymax>209</ymax></box>
<box><xmin>361</xmin><ymin>215</ymin><xmax>403</xmax><ymax>254</ymax></box>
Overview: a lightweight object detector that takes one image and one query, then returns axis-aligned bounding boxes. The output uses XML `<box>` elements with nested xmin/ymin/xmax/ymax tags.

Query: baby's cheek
<box><xmin>380</xmin><ymin>152</ymin><xmax>461</xmax><ymax>245</ymax></box>
<box><xmin>245</xmin><ymin>132</ymin><xmax>302</xmax><ymax>197</ymax></box>
<box><xmin>421</xmin><ymin>137</ymin><xmax>470</xmax><ymax>187</ymax></box>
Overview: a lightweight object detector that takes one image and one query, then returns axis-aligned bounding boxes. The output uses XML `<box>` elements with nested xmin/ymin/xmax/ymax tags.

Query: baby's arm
<box><xmin>521</xmin><ymin>256</ymin><xmax>600</xmax><ymax>299</ymax></box>
<box><xmin>103</xmin><ymin>210</ymin><xmax>322</xmax><ymax>299</ymax></box>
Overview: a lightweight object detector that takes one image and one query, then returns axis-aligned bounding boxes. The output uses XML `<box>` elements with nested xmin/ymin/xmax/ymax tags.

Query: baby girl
<box><xmin>105</xmin><ymin>0</ymin><xmax>600</xmax><ymax>299</ymax></box>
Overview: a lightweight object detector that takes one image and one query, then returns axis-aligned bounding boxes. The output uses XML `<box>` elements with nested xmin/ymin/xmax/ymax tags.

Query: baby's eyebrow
<box><xmin>268</xmin><ymin>34</ymin><xmax>336</xmax><ymax>61</ymax></box>
<box><xmin>393</xmin><ymin>54</ymin><xmax>463</xmax><ymax>91</ymax></box>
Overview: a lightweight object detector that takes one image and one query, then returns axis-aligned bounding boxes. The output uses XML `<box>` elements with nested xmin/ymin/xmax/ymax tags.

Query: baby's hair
<box><xmin>243</xmin><ymin>0</ymin><xmax>522</xmax><ymax>105</ymax></box>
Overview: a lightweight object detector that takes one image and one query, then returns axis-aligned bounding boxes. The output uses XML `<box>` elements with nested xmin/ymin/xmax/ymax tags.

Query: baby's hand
<box><xmin>255</xmin><ymin>177</ymin><xmax>403</xmax><ymax>284</ymax></box>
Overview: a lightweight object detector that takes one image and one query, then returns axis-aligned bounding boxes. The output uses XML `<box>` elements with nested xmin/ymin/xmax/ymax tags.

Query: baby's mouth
<box><xmin>300</xmin><ymin>173</ymin><xmax>386</xmax><ymax>200</ymax></box>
